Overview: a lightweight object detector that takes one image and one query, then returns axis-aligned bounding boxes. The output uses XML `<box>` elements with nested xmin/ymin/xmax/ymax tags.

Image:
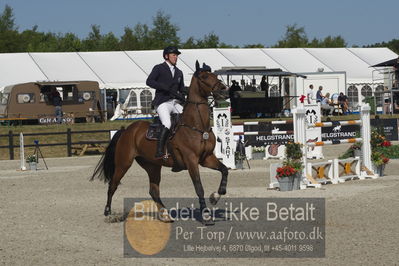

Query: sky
<box><xmin>1</xmin><ymin>0</ymin><xmax>398</xmax><ymax>47</ymax></box>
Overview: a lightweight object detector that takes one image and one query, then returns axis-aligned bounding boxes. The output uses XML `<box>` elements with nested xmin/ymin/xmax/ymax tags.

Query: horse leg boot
<box><xmin>155</xmin><ymin>126</ymin><xmax>170</xmax><ymax>159</ymax></box>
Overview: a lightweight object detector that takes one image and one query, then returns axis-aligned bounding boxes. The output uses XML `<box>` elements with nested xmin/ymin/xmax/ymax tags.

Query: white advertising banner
<box><xmin>304</xmin><ymin>103</ymin><xmax>323</xmax><ymax>159</ymax></box>
<box><xmin>213</xmin><ymin>107</ymin><xmax>236</xmax><ymax>169</ymax></box>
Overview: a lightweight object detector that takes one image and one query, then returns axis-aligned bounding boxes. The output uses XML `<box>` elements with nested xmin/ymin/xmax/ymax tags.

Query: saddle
<box><xmin>146</xmin><ymin>114</ymin><xmax>185</xmax><ymax>172</ymax></box>
<box><xmin>146</xmin><ymin>113</ymin><xmax>181</xmax><ymax>141</ymax></box>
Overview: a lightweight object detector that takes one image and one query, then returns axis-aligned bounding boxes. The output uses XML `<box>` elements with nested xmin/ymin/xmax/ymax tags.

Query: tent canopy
<box><xmin>371</xmin><ymin>57</ymin><xmax>399</xmax><ymax>67</ymax></box>
<box><xmin>0</xmin><ymin>48</ymin><xmax>397</xmax><ymax>89</ymax></box>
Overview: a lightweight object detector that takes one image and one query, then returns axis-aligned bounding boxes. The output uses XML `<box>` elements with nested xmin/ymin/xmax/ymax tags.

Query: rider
<box><xmin>146</xmin><ymin>46</ymin><xmax>186</xmax><ymax>158</ymax></box>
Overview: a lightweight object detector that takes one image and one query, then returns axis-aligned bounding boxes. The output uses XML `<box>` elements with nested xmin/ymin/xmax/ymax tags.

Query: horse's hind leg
<box><xmin>135</xmin><ymin>158</ymin><xmax>171</xmax><ymax>221</ymax></box>
<box><xmin>105</xmin><ymin>166</ymin><xmax>130</xmax><ymax>216</ymax></box>
<box><xmin>200</xmin><ymin>154</ymin><xmax>228</xmax><ymax>205</ymax></box>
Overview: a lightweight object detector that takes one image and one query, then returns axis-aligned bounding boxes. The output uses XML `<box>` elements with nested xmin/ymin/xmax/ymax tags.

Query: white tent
<box><xmin>78</xmin><ymin>51</ymin><xmax>148</xmax><ymax>88</ymax></box>
<box><xmin>0</xmin><ymin>48</ymin><xmax>396</xmax><ymax>89</ymax></box>
<box><xmin>0</xmin><ymin>53</ymin><xmax>47</xmax><ymax>86</ymax></box>
<box><xmin>29</xmin><ymin>52</ymin><xmax>101</xmax><ymax>82</ymax></box>
<box><xmin>125</xmin><ymin>50</ymin><xmax>194</xmax><ymax>86</ymax></box>
<box><xmin>0</xmin><ymin>47</ymin><xmax>397</xmax><ymax>117</ymax></box>
<box><xmin>263</xmin><ymin>48</ymin><xmax>333</xmax><ymax>73</ymax></box>
<box><xmin>305</xmin><ymin>48</ymin><xmax>388</xmax><ymax>83</ymax></box>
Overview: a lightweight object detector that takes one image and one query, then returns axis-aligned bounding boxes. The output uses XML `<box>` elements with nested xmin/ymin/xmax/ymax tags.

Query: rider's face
<box><xmin>166</xmin><ymin>53</ymin><xmax>178</xmax><ymax>65</ymax></box>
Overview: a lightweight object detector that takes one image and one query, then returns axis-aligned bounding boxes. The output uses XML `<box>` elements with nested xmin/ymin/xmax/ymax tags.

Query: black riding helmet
<box><xmin>163</xmin><ymin>46</ymin><xmax>181</xmax><ymax>59</ymax></box>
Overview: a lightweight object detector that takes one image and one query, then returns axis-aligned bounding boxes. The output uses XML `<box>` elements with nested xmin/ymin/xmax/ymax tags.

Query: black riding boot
<box><xmin>155</xmin><ymin>126</ymin><xmax>170</xmax><ymax>158</ymax></box>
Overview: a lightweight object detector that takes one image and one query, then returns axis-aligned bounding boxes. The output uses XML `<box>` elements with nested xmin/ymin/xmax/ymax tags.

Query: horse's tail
<box><xmin>90</xmin><ymin>128</ymin><xmax>125</xmax><ymax>183</ymax></box>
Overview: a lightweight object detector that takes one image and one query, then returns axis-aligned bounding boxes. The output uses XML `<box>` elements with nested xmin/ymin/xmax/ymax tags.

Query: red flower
<box><xmin>381</xmin><ymin>141</ymin><xmax>391</xmax><ymax>147</ymax></box>
<box><xmin>382</xmin><ymin>157</ymin><xmax>390</xmax><ymax>164</ymax></box>
<box><xmin>276</xmin><ymin>165</ymin><xmax>298</xmax><ymax>178</ymax></box>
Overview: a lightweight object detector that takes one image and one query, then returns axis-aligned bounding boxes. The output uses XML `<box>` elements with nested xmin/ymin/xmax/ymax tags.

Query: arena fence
<box><xmin>0</xmin><ymin>129</ymin><xmax>118</xmax><ymax>160</ymax></box>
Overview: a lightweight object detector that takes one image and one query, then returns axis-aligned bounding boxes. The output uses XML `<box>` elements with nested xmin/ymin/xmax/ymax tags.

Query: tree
<box><xmin>0</xmin><ymin>5</ymin><xmax>19</xmax><ymax>52</ymax></box>
<box><xmin>181</xmin><ymin>36</ymin><xmax>197</xmax><ymax>49</ymax></box>
<box><xmin>148</xmin><ymin>10</ymin><xmax>180</xmax><ymax>49</ymax></box>
<box><xmin>196</xmin><ymin>33</ymin><xmax>220</xmax><ymax>48</ymax></box>
<box><xmin>243</xmin><ymin>43</ymin><xmax>265</xmax><ymax>48</ymax></box>
<box><xmin>82</xmin><ymin>25</ymin><xmax>102</xmax><ymax>51</ymax></box>
<box><xmin>274</xmin><ymin>24</ymin><xmax>308</xmax><ymax>48</ymax></box>
<box><xmin>120</xmin><ymin>27</ymin><xmax>139</xmax><ymax>50</ymax></box>
<box><xmin>0</xmin><ymin>4</ymin><xmax>17</xmax><ymax>32</ymax></box>
<box><xmin>365</xmin><ymin>39</ymin><xmax>399</xmax><ymax>55</ymax></box>
<box><xmin>101</xmin><ymin>32</ymin><xmax>120</xmax><ymax>51</ymax></box>
<box><xmin>132</xmin><ymin>23</ymin><xmax>151</xmax><ymax>50</ymax></box>
<box><xmin>57</xmin><ymin>32</ymin><xmax>82</xmax><ymax>52</ymax></box>
<box><xmin>319</xmin><ymin>35</ymin><xmax>346</xmax><ymax>48</ymax></box>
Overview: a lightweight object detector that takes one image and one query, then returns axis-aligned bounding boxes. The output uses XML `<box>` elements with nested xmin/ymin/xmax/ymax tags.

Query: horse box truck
<box><xmin>0</xmin><ymin>80</ymin><xmax>101</xmax><ymax>123</ymax></box>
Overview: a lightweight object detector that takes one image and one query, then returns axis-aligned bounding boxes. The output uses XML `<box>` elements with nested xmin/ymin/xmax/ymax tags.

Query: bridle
<box><xmin>177</xmin><ymin>72</ymin><xmax>224</xmax><ymax>141</ymax></box>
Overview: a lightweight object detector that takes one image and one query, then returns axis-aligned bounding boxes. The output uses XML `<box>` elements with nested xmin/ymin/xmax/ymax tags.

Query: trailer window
<box><xmin>40</xmin><ymin>85</ymin><xmax>80</xmax><ymax>105</ymax></box>
<box><xmin>0</xmin><ymin>93</ymin><xmax>9</xmax><ymax>105</ymax></box>
<box><xmin>17</xmin><ymin>93</ymin><xmax>35</xmax><ymax>104</ymax></box>
<box><xmin>59</xmin><ymin>86</ymin><xmax>78</xmax><ymax>103</ymax></box>
<box><xmin>78</xmin><ymin>91</ymin><xmax>95</xmax><ymax>102</ymax></box>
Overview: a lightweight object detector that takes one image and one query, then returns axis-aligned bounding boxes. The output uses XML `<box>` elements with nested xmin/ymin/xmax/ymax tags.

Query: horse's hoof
<box><xmin>158</xmin><ymin>210</ymin><xmax>174</xmax><ymax>223</ymax></box>
<box><xmin>104</xmin><ymin>207</ymin><xmax>111</xmax><ymax>216</ymax></box>
<box><xmin>219</xmin><ymin>187</ymin><xmax>227</xmax><ymax>195</ymax></box>
<box><xmin>209</xmin><ymin>192</ymin><xmax>221</xmax><ymax>205</ymax></box>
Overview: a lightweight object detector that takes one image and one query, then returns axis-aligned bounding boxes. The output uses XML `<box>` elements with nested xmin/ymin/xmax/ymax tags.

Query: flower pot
<box><xmin>373</xmin><ymin>164</ymin><xmax>385</xmax><ymax>176</ymax></box>
<box><xmin>235</xmin><ymin>160</ymin><xmax>244</xmax><ymax>169</ymax></box>
<box><xmin>29</xmin><ymin>162</ymin><xmax>37</xmax><ymax>171</ymax></box>
<box><xmin>278</xmin><ymin>176</ymin><xmax>294</xmax><ymax>191</ymax></box>
<box><xmin>251</xmin><ymin>152</ymin><xmax>264</xmax><ymax>160</ymax></box>
<box><xmin>292</xmin><ymin>172</ymin><xmax>301</xmax><ymax>190</ymax></box>
<box><xmin>379</xmin><ymin>164</ymin><xmax>385</xmax><ymax>176</ymax></box>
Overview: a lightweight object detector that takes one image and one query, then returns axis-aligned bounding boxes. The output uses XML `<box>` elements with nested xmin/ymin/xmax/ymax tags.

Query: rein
<box><xmin>179</xmin><ymin>100</ymin><xmax>211</xmax><ymax>140</ymax></box>
<box><xmin>175</xmin><ymin>73</ymin><xmax>223</xmax><ymax>140</ymax></box>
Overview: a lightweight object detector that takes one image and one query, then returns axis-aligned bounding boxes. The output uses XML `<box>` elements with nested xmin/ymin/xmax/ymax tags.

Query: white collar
<box><xmin>165</xmin><ymin>61</ymin><xmax>175</xmax><ymax>69</ymax></box>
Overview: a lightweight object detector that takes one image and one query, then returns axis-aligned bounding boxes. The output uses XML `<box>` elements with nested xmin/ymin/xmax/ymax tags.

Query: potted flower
<box><xmin>26</xmin><ymin>154</ymin><xmax>37</xmax><ymax>170</ymax></box>
<box><xmin>276</xmin><ymin>160</ymin><xmax>302</xmax><ymax>191</ymax></box>
<box><xmin>275</xmin><ymin>142</ymin><xmax>303</xmax><ymax>191</ymax></box>
<box><xmin>371</xmin><ymin>150</ymin><xmax>389</xmax><ymax>176</ymax></box>
<box><xmin>350</xmin><ymin>142</ymin><xmax>362</xmax><ymax>156</ymax></box>
<box><xmin>234</xmin><ymin>151</ymin><xmax>246</xmax><ymax>169</ymax></box>
<box><xmin>252</xmin><ymin>146</ymin><xmax>265</xmax><ymax>160</ymax></box>
<box><xmin>370</xmin><ymin>129</ymin><xmax>391</xmax><ymax>176</ymax></box>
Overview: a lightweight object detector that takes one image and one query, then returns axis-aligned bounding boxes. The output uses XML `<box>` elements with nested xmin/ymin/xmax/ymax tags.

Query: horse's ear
<box><xmin>202</xmin><ymin>63</ymin><xmax>212</xmax><ymax>72</ymax></box>
<box><xmin>195</xmin><ymin>60</ymin><xmax>200</xmax><ymax>71</ymax></box>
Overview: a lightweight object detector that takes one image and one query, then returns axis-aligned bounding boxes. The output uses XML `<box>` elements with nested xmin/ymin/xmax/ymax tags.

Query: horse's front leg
<box><xmin>187</xmin><ymin>159</ymin><xmax>214</xmax><ymax>226</ymax></box>
<box><xmin>200</xmin><ymin>154</ymin><xmax>228</xmax><ymax>205</ymax></box>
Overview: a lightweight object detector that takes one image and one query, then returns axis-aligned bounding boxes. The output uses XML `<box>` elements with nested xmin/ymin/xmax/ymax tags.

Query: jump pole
<box><xmin>296</xmin><ymin>103</ymin><xmax>376</xmax><ymax>186</ymax></box>
<box><xmin>19</xmin><ymin>132</ymin><xmax>27</xmax><ymax>171</ymax></box>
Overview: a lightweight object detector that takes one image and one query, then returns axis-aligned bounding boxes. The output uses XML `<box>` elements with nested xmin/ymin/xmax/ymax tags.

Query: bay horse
<box><xmin>91</xmin><ymin>61</ymin><xmax>229</xmax><ymax>224</ymax></box>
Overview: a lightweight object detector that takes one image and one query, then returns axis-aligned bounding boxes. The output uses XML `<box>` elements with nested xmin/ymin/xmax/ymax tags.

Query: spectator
<box><xmin>51</xmin><ymin>89</ymin><xmax>63</xmax><ymax>124</ymax></box>
<box><xmin>321</xmin><ymin>93</ymin><xmax>334</xmax><ymax>116</ymax></box>
<box><xmin>260</xmin><ymin>75</ymin><xmax>269</xmax><ymax>98</ymax></box>
<box><xmin>316</xmin><ymin>86</ymin><xmax>324</xmax><ymax>103</ymax></box>
<box><xmin>229</xmin><ymin>80</ymin><xmax>242</xmax><ymax>104</ymax></box>
<box><xmin>306</xmin><ymin>84</ymin><xmax>315</xmax><ymax>104</ymax></box>
<box><xmin>338</xmin><ymin>92</ymin><xmax>349</xmax><ymax>114</ymax></box>
<box><xmin>394</xmin><ymin>64</ymin><xmax>399</xmax><ymax>88</ymax></box>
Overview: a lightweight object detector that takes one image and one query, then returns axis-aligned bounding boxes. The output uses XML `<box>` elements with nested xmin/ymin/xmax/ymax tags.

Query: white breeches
<box><xmin>156</xmin><ymin>99</ymin><xmax>183</xmax><ymax>129</ymax></box>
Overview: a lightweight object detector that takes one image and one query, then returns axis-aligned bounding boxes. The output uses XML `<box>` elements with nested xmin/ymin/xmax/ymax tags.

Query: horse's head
<box><xmin>194</xmin><ymin>61</ymin><xmax>227</xmax><ymax>100</ymax></box>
